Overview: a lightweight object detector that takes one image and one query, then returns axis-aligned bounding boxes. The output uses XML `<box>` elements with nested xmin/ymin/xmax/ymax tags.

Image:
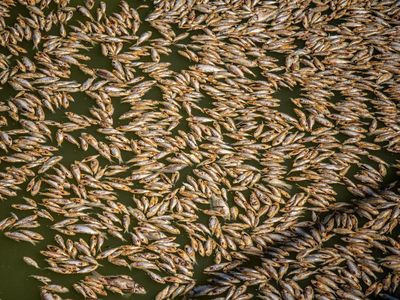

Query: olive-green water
<box><xmin>0</xmin><ymin>1</ymin><xmax>216</xmax><ymax>298</ymax></box>
<box><xmin>0</xmin><ymin>1</ymin><xmax>399</xmax><ymax>300</ymax></box>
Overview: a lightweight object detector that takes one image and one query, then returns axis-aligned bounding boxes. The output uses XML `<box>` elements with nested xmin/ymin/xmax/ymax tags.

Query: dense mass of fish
<box><xmin>0</xmin><ymin>0</ymin><xmax>399</xmax><ymax>299</ymax></box>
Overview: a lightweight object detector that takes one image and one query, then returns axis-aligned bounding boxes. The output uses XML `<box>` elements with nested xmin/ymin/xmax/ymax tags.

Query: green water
<box><xmin>0</xmin><ymin>1</ymin><xmax>216</xmax><ymax>298</ymax></box>
<box><xmin>0</xmin><ymin>0</ymin><xmax>399</xmax><ymax>300</ymax></box>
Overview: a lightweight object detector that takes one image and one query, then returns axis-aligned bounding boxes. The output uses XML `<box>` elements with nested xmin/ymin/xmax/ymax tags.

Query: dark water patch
<box><xmin>328</xmin><ymin>17</ymin><xmax>346</xmax><ymax>27</ymax></box>
<box><xmin>249</xmin><ymin>65</ymin><xmax>264</xmax><ymax>79</ymax></box>
<box><xmin>170</xmin><ymin>115</ymin><xmax>189</xmax><ymax>137</ymax></box>
<box><xmin>335</xmin><ymin>132</ymin><xmax>347</xmax><ymax>143</ymax></box>
<box><xmin>83</xmin><ymin>44</ymin><xmax>113</xmax><ymax>70</ymax></box>
<box><xmin>143</xmin><ymin>84</ymin><xmax>163</xmax><ymax>101</ymax></box>
<box><xmin>0</xmin><ymin>193</ymin><xmax>84</xmax><ymax>299</ymax></box>
<box><xmin>69</xmin><ymin>65</ymin><xmax>90</xmax><ymax>84</ymax></box>
<box><xmin>171</xmin><ymin>24</ymin><xmax>191</xmax><ymax>43</ymax></box>
<box><xmin>40</xmin><ymin>2</ymin><xmax>61</xmax><ymax>34</ymax></box>
<box><xmin>3</xmin><ymin>2</ymin><xmax>30</xmax><ymax>30</ymax></box>
<box><xmin>374</xmin><ymin>293</ymin><xmax>400</xmax><ymax>300</ymax></box>
<box><xmin>0</xmin><ymin>235</ymin><xmax>48</xmax><ymax>300</ymax></box>
<box><xmin>247</xmin><ymin>285</ymin><xmax>260</xmax><ymax>296</ymax></box>
<box><xmin>53</xmin><ymin>138</ymin><xmax>89</xmax><ymax>166</ymax></box>
<box><xmin>333</xmin><ymin>182</ymin><xmax>357</xmax><ymax>202</ymax></box>
<box><xmin>380</xmin><ymin>163</ymin><xmax>398</xmax><ymax>187</ymax></box>
<box><xmin>308</xmin><ymin>2</ymin><xmax>317</xmax><ymax>9</ymax></box>
<box><xmin>110</xmin><ymin>96</ymin><xmax>132</xmax><ymax>127</ymax></box>
<box><xmin>198</xmin><ymin>93</ymin><xmax>215</xmax><ymax>111</ymax></box>
<box><xmin>294</xmin><ymin>38</ymin><xmax>306</xmax><ymax>49</ymax></box>
<box><xmin>132</xmin><ymin>0</ymin><xmax>155</xmax><ymax>22</ymax></box>
<box><xmin>8</xmin><ymin>39</ymin><xmax>37</xmax><ymax>61</ymax></box>
<box><xmin>69</xmin><ymin>0</ymin><xmax>85</xmax><ymax>6</ymax></box>
<box><xmin>330</xmin><ymin>90</ymin><xmax>344</xmax><ymax>104</ymax></box>
<box><xmin>245</xmin><ymin>159</ymin><xmax>263</xmax><ymax>171</ymax></box>
<box><xmin>102</xmin><ymin>0</ymin><xmax>121</xmax><ymax>16</ymax></box>
<box><xmin>192</xmin><ymin>255</ymin><xmax>217</xmax><ymax>286</ymax></box>
<box><xmin>274</xmin><ymin>84</ymin><xmax>302</xmax><ymax>117</ymax></box>
<box><xmin>0</xmin><ymin>84</ymin><xmax>19</xmax><ymax>108</ymax></box>
<box><xmin>267</xmin><ymin>51</ymin><xmax>286</xmax><ymax>67</ymax></box>
<box><xmin>164</xmin><ymin>45</ymin><xmax>193</xmax><ymax>73</ymax></box>
<box><xmin>46</xmin><ymin>23</ymin><xmax>62</xmax><ymax>37</ymax></box>
<box><xmin>67</xmin><ymin>90</ymin><xmax>94</xmax><ymax>116</ymax></box>
<box><xmin>44</xmin><ymin>106</ymin><xmax>70</xmax><ymax>124</ymax></box>
<box><xmin>0</xmin><ymin>43</ymin><xmax>12</xmax><ymax>57</ymax></box>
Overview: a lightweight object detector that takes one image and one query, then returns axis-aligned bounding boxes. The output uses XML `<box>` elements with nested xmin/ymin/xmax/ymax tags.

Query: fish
<box><xmin>23</xmin><ymin>256</ymin><xmax>40</xmax><ymax>269</ymax></box>
<box><xmin>0</xmin><ymin>0</ymin><xmax>399</xmax><ymax>299</ymax></box>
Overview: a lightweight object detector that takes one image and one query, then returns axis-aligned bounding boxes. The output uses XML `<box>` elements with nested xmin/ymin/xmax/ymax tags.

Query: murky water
<box><xmin>0</xmin><ymin>0</ymin><xmax>399</xmax><ymax>299</ymax></box>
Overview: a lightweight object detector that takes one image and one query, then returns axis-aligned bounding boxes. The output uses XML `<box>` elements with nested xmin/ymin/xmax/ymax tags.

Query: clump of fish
<box><xmin>0</xmin><ymin>0</ymin><xmax>399</xmax><ymax>299</ymax></box>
